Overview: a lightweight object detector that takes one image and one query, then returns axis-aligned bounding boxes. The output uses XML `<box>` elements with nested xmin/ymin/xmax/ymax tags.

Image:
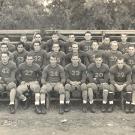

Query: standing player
<box><xmin>79</xmin><ymin>31</ymin><xmax>93</xmax><ymax>52</ymax></box>
<box><xmin>47</xmin><ymin>43</ymin><xmax>65</xmax><ymax>66</ymax></box>
<box><xmin>110</xmin><ymin>57</ymin><xmax>132</xmax><ymax>113</ymax></box>
<box><xmin>105</xmin><ymin>41</ymin><xmax>122</xmax><ymax>67</ymax></box>
<box><xmin>29</xmin><ymin>41</ymin><xmax>48</xmax><ymax>70</ymax></box>
<box><xmin>16</xmin><ymin>54</ymin><xmax>41</xmax><ymax>114</ymax></box>
<box><xmin>87</xmin><ymin>54</ymin><xmax>110</xmax><ymax>112</ymax></box>
<box><xmin>118</xmin><ymin>34</ymin><xmax>130</xmax><ymax>54</ymax></box>
<box><xmin>65</xmin><ymin>55</ymin><xmax>87</xmax><ymax>112</ymax></box>
<box><xmin>0</xmin><ymin>53</ymin><xmax>17</xmax><ymax>114</ymax></box>
<box><xmin>124</xmin><ymin>44</ymin><xmax>135</xmax><ymax>68</ymax></box>
<box><xmin>40</xmin><ymin>56</ymin><xmax>65</xmax><ymax>114</ymax></box>
<box><xmin>13</xmin><ymin>42</ymin><xmax>28</xmax><ymax>67</ymax></box>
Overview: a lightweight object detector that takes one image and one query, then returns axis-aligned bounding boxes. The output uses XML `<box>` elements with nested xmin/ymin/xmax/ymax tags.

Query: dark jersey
<box><xmin>65</xmin><ymin>63</ymin><xmax>86</xmax><ymax>83</ymax></box>
<box><xmin>110</xmin><ymin>64</ymin><xmax>131</xmax><ymax>85</ymax></box>
<box><xmin>132</xmin><ymin>65</ymin><xmax>135</xmax><ymax>83</ymax></box>
<box><xmin>47</xmin><ymin>51</ymin><xmax>65</xmax><ymax>66</ymax></box>
<box><xmin>99</xmin><ymin>43</ymin><xmax>111</xmax><ymax>51</ymax></box>
<box><xmin>0</xmin><ymin>61</ymin><xmax>16</xmax><ymax>83</ymax></box>
<box><xmin>79</xmin><ymin>40</ymin><xmax>93</xmax><ymax>52</ymax></box>
<box><xmin>87</xmin><ymin>63</ymin><xmax>109</xmax><ymax>84</ymax></box>
<box><xmin>42</xmin><ymin>64</ymin><xmax>65</xmax><ymax>83</ymax></box>
<box><xmin>29</xmin><ymin>50</ymin><xmax>47</xmax><ymax>69</ymax></box>
<box><xmin>124</xmin><ymin>53</ymin><xmax>135</xmax><ymax>68</ymax></box>
<box><xmin>118</xmin><ymin>42</ymin><xmax>130</xmax><ymax>54</ymax></box>
<box><xmin>13</xmin><ymin>50</ymin><xmax>28</xmax><ymax>67</ymax></box>
<box><xmin>105</xmin><ymin>50</ymin><xmax>122</xmax><ymax>67</ymax></box>
<box><xmin>65</xmin><ymin>51</ymin><xmax>89</xmax><ymax>66</ymax></box>
<box><xmin>17</xmin><ymin>62</ymin><xmax>41</xmax><ymax>83</ymax></box>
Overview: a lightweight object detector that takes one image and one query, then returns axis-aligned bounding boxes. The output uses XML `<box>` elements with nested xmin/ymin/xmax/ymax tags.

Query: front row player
<box><xmin>0</xmin><ymin>53</ymin><xmax>17</xmax><ymax>114</ymax></box>
<box><xmin>65</xmin><ymin>55</ymin><xmax>87</xmax><ymax>112</ymax></box>
<box><xmin>16</xmin><ymin>54</ymin><xmax>41</xmax><ymax>114</ymax></box>
<box><xmin>41</xmin><ymin>56</ymin><xmax>65</xmax><ymax>114</ymax></box>
<box><xmin>110</xmin><ymin>57</ymin><xmax>132</xmax><ymax>113</ymax></box>
<box><xmin>87</xmin><ymin>54</ymin><xmax>110</xmax><ymax>113</ymax></box>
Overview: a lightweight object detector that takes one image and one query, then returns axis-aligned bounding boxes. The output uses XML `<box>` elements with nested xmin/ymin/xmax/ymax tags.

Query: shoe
<box><xmin>35</xmin><ymin>105</ymin><xmax>41</xmax><ymax>114</ymax></box>
<box><xmin>107</xmin><ymin>104</ymin><xmax>113</xmax><ymax>113</ymax></box>
<box><xmin>9</xmin><ymin>104</ymin><xmax>16</xmax><ymax>114</ymax></box>
<box><xmin>64</xmin><ymin>104</ymin><xmax>71</xmax><ymax>112</ymax></box>
<box><xmin>82</xmin><ymin>103</ymin><xmax>87</xmax><ymax>113</ymax></box>
<box><xmin>59</xmin><ymin>104</ymin><xmax>64</xmax><ymax>114</ymax></box>
<box><xmin>101</xmin><ymin>104</ymin><xmax>107</xmax><ymax>113</ymax></box>
<box><xmin>22</xmin><ymin>99</ymin><xmax>29</xmax><ymax>110</ymax></box>
<box><xmin>125</xmin><ymin>104</ymin><xmax>130</xmax><ymax>113</ymax></box>
<box><xmin>89</xmin><ymin>104</ymin><xmax>96</xmax><ymax>113</ymax></box>
<box><xmin>41</xmin><ymin>104</ymin><xmax>47</xmax><ymax>114</ymax></box>
<box><xmin>130</xmin><ymin>104</ymin><xmax>135</xmax><ymax>113</ymax></box>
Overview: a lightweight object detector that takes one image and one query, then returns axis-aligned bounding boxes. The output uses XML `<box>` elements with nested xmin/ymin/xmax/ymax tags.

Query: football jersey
<box><xmin>65</xmin><ymin>63</ymin><xmax>86</xmax><ymax>83</ymax></box>
<box><xmin>99</xmin><ymin>43</ymin><xmax>111</xmax><ymax>51</ymax></box>
<box><xmin>124</xmin><ymin>53</ymin><xmax>135</xmax><ymax>67</ymax></box>
<box><xmin>87</xmin><ymin>63</ymin><xmax>109</xmax><ymax>84</ymax></box>
<box><xmin>118</xmin><ymin>42</ymin><xmax>130</xmax><ymax>54</ymax></box>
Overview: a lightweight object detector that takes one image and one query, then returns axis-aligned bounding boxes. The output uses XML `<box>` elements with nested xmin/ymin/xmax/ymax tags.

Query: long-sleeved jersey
<box><xmin>47</xmin><ymin>51</ymin><xmax>65</xmax><ymax>66</ymax></box>
<box><xmin>65</xmin><ymin>63</ymin><xmax>86</xmax><ymax>83</ymax></box>
<box><xmin>87</xmin><ymin>63</ymin><xmax>109</xmax><ymax>84</ymax></box>
<box><xmin>13</xmin><ymin>49</ymin><xmax>28</xmax><ymax>67</ymax></box>
<box><xmin>0</xmin><ymin>61</ymin><xmax>16</xmax><ymax>83</ymax></box>
<box><xmin>99</xmin><ymin>43</ymin><xmax>111</xmax><ymax>51</ymax></box>
<box><xmin>42</xmin><ymin>64</ymin><xmax>65</xmax><ymax>84</ymax></box>
<box><xmin>124</xmin><ymin>53</ymin><xmax>135</xmax><ymax>68</ymax></box>
<box><xmin>17</xmin><ymin>62</ymin><xmax>41</xmax><ymax>83</ymax></box>
<box><xmin>29</xmin><ymin>50</ymin><xmax>47</xmax><ymax>69</ymax></box>
<box><xmin>110</xmin><ymin>64</ymin><xmax>131</xmax><ymax>85</ymax></box>
<box><xmin>104</xmin><ymin>50</ymin><xmax>122</xmax><ymax>67</ymax></box>
<box><xmin>79</xmin><ymin>40</ymin><xmax>93</xmax><ymax>52</ymax></box>
<box><xmin>118</xmin><ymin>42</ymin><xmax>130</xmax><ymax>54</ymax></box>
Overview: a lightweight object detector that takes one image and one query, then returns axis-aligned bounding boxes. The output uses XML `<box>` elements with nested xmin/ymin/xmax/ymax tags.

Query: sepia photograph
<box><xmin>0</xmin><ymin>0</ymin><xmax>135</xmax><ymax>135</ymax></box>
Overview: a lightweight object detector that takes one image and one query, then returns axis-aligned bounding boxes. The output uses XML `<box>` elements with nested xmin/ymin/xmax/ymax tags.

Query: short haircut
<box><xmin>33</xmin><ymin>41</ymin><xmax>41</xmax><ymax>46</ymax></box>
<box><xmin>128</xmin><ymin>44</ymin><xmax>134</xmax><ymax>48</ymax></box>
<box><xmin>26</xmin><ymin>53</ymin><xmax>33</xmax><ymax>58</ymax></box>
<box><xmin>52</xmin><ymin>31</ymin><xmax>59</xmax><ymax>36</ymax></box>
<box><xmin>50</xmin><ymin>55</ymin><xmax>57</xmax><ymax>60</ymax></box>
<box><xmin>85</xmin><ymin>31</ymin><xmax>91</xmax><ymax>35</ymax></box>
<box><xmin>103</xmin><ymin>35</ymin><xmax>110</xmax><ymax>39</ymax></box>
<box><xmin>117</xmin><ymin>56</ymin><xmax>124</xmax><ymax>61</ymax></box>
<box><xmin>111</xmin><ymin>41</ymin><xmax>118</xmax><ymax>45</ymax></box>
<box><xmin>53</xmin><ymin>43</ymin><xmax>60</xmax><ymax>47</ymax></box>
<box><xmin>1</xmin><ymin>52</ymin><xmax>9</xmax><ymax>56</ymax></box>
<box><xmin>95</xmin><ymin>54</ymin><xmax>103</xmax><ymax>59</ymax></box>
<box><xmin>16</xmin><ymin>42</ymin><xmax>24</xmax><ymax>48</ymax></box>
<box><xmin>1</xmin><ymin>43</ymin><xmax>8</xmax><ymax>47</ymax></box>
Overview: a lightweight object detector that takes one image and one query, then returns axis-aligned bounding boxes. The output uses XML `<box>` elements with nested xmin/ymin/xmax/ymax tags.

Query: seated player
<box><xmin>124</xmin><ymin>44</ymin><xmax>135</xmax><ymax>68</ymax></box>
<box><xmin>2</xmin><ymin>36</ymin><xmax>16</xmax><ymax>52</ymax></box>
<box><xmin>0</xmin><ymin>43</ymin><xmax>14</xmax><ymax>61</ymax></box>
<box><xmin>20</xmin><ymin>34</ymin><xmax>31</xmax><ymax>51</ymax></box>
<box><xmin>64</xmin><ymin>34</ymin><xmax>77</xmax><ymax>54</ymax></box>
<box><xmin>47</xmin><ymin>43</ymin><xmax>65</xmax><ymax>66</ymax></box>
<box><xmin>0</xmin><ymin>52</ymin><xmax>17</xmax><ymax>114</ymax></box>
<box><xmin>40</xmin><ymin>56</ymin><xmax>65</xmax><ymax>114</ymax></box>
<box><xmin>44</xmin><ymin>31</ymin><xmax>65</xmax><ymax>52</ymax></box>
<box><xmin>118</xmin><ymin>34</ymin><xmax>130</xmax><ymax>54</ymax></box>
<box><xmin>87</xmin><ymin>54</ymin><xmax>110</xmax><ymax>113</ymax></box>
<box><xmin>65</xmin><ymin>43</ymin><xmax>89</xmax><ymax>66</ymax></box>
<box><xmin>16</xmin><ymin>54</ymin><xmax>41</xmax><ymax>114</ymax></box>
<box><xmin>110</xmin><ymin>57</ymin><xmax>132</xmax><ymax>113</ymax></box>
<box><xmin>105</xmin><ymin>41</ymin><xmax>122</xmax><ymax>67</ymax></box>
<box><xmin>79</xmin><ymin>31</ymin><xmax>93</xmax><ymax>52</ymax></box>
<box><xmin>30</xmin><ymin>41</ymin><xmax>48</xmax><ymax>70</ymax></box>
<box><xmin>65</xmin><ymin>55</ymin><xmax>87</xmax><ymax>113</ymax></box>
<box><xmin>13</xmin><ymin>42</ymin><xmax>28</xmax><ymax>67</ymax></box>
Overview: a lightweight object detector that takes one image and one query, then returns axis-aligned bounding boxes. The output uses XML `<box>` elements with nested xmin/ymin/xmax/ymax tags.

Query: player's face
<box><xmin>20</xmin><ymin>36</ymin><xmax>27</xmax><ymax>43</ymax></box>
<box><xmin>52</xmin><ymin>44</ymin><xmax>60</xmax><ymax>53</ymax></box>
<box><xmin>1</xmin><ymin>45</ymin><xmax>8</xmax><ymax>52</ymax></box>
<box><xmin>121</xmin><ymin>35</ymin><xmax>127</xmax><ymax>42</ymax></box>
<box><xmin>128</xmin><ymin>47</ymin><xmax>135</xmax><ymax>55</ymax></box>
<box><xmin>50</xmin><ymin>57</ymin><xmax>57</xmax><ymax>67</ymax></box>
<box><xmin>84</xmin><ymin>33</ymin><xmax>92</xmax><ymax>41</ymax></box>
<box><xmin>1</xmin><ymin>54</ymin><xmax>9</xmax><ymax>64</ymax></box>
<box><xmin>52</xmin><ymin>34</ymin><xmax>59</xmax><ymax>42</ymax></box>
<box><xmin>104</xmin><ymin>38</ymin><xmax>110</xmax><ymax>44</ymax></box>
<box><xmin>35</xmin><ymin>34</ymin><xmax>42</xmax><ymax>42</ymax></box>
<box><xmin>92</xmin><ymin>42</ymin><xmax>99</xmax><ymax>51</ymax></box>
<box><xmin>33</xmin><ymin>43</ymin><xmax>41</xmax><ymax>52</ymax></box>
<box><xmin>17</xmin><ymin>44</ymin><xmax>24</xmax><ymax>53</ymax></box>
<box><xmin>95</xmin><ymin>57</ymin><xmax>103</xmax><ymax>68</ymax></box>
<box><xmin>26</xmin><ymin>56</ymin><xmax>33</xmax><ymax>66</ymax></box>
<box><xmin>2</xmin><ymin>38</ymin><xmax>10</xmax><ymax>44</ymax></box>
<box><xmin>69</xmin><ymin>35</ymin><xmax>75</xmax><ymax>42</ymax></box>
<box><xmin>117</xmin><ymin>59</ymin><xmax>124</xmax><ymax>69</ymax></box>
<box><xmin>71</xmin><ymin>56</ymin><xmax>79</xmax><ymax>67</ymax></box>
<box><xmin>111</xmin><ymin>42</ymin><xmax>118</xmax><ymax>51</ymax></box>
<box><xmin>72</xmin><ymin>44</ymin><xmax>78</xmax><ymax>53</ymax></box>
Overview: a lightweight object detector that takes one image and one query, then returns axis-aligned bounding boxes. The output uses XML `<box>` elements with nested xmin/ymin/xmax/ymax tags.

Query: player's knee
<box><xmin>33</xmin><ymin>84</ymin><xmax>40</xmax><ymax>93</ymax></box>
<box><xmin>65</xmin><ymin>83</ymin><xmax>71</xmax><ymax>91</ymax></box>
<box><xmin>87</xmin><ymin>83</ymin><xmax>96</xmax><ymax>90</ymax></box>
<box><xmin>81</xmin><ymin>83</ymin><xmax>87</xmax><ymax>91</ymax></box>
<box><xmin>7</xmin><ymin>82</ymin><xmax>16</xmax><ymax>90</ymax></box>
<box><xmin>126</xmin><ymin>85</ymin><xmax>132</xmax><ymax>92</ymax></box>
